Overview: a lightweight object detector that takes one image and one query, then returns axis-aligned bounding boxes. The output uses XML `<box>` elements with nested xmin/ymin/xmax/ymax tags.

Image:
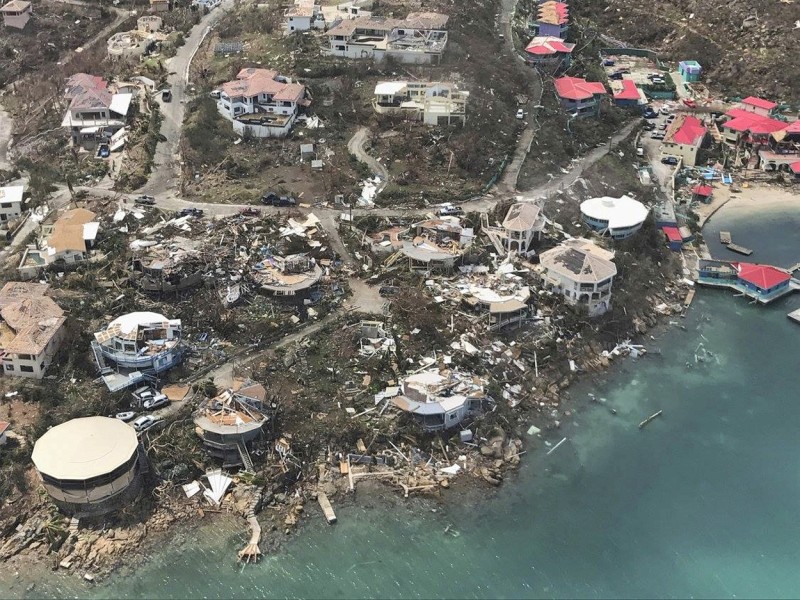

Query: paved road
<box><xmin>140</xmin><ymin>0</ymin><xmax>234</xmax><ymax>195</ymax></box>
<box><xmin>0</xmin><ymin>106</ymin><xmax>12</xmax><ymax>171</ymax></box>
<box><xmin>346</xmin><ymin>126</ymin><xmax>389</xmax><ymax>190</ymax></box>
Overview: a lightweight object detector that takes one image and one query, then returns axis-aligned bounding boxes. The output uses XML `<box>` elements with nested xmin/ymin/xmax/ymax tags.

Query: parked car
<box><xmin>661</xmin><ymin>156</ymin><xmax>679</xmax><ymax>165</ymax></box>
<box><xmin>636</xmin><ymin>147</ymin><xmax>644</xmax><ymax>157</ymax></box>
<box><xmin>379</xmin><ymin>285</ymin><xmax>400</xmax><ymax>297</ymax></box>
<box><xmin>143</xmin><ymin>394</ymin><xmax>169</xmax><ymax>411</ymax></box>
<box><xmin>660</xmin><ymin>106</ymin><xmax>671</xmax><ymax>115</ymax></box>
<box><xmin>97</xmin><ymin>144</ymin><xmax>110</xmax><ymax>159</ymax></box>
<box><xmin>667</xmin><ymin>114</ymin><xmax>676</xmax><ymax>123</ymax></box>
<box><xmin>683</xmin><ymin>98</ymin><xmax>697</xmax><ymax>108</ymax></box>
<box><xmin>132</xmin><ymin>415</ymin><xmax>161</xmax><ymax>433</ymax></box>
<box><xmin>114</xmin><ymin>411</ymin><xmax>136</xmax><ymax>422</ymax></box>
<box><xmin>272</xmin><ymin>196</ymin><xmax>297</xmax><ymax>206</ymax></box>
<box><xmin>161</xmin><ymin>89</ymin><xmax>172</xmax><ymax>102</ymax></box>
<box><xmin>515</xmin><ymin>109</ymin><xmax>525</xmax><ymax>119</ymax></box>
<box><xmin>135</xmin><ymin>195</ymin><xmax>156</xmax><ymax>206</ymax></box>
<box><xmin>239</xmin><ymin>207</ymin><xmax>261</xmax><ymax>216</ymax></box>
<box><xmin>650</xmin><ymin>132</ymin><xmax>665</xmax><ymax>140</ymax></box>
<box><xmin>178</xmin><ymin>207</ymin><xmax>205</xmax><ymax>217</ymax></box>
<box><xmin>609</xmin><ymin>72</ymin><xmax>623</xmax><ymax>81</ymax></box>
<box><xmin>642</xmin><ymin>121</ymin><xmax>656</xmax><ymax>131</ymax></box>
<box><xmin>658</xmin><ymin>123</ymin><xmax>668</xmax><ymax>130</ymax></box>
<box><xmin>602</xmin><ymin>59</ymin><xmax>615</xmax><ymax>67</ymax></box>
<box><xmin>642</xmin><ymin>109</ymin><xmax>658</xmax><ymax>119</ymax></box>
<box><xmin>438</xmin><ymin>205</ymin><xmax>464</xmax><ymax>216</ymax></box>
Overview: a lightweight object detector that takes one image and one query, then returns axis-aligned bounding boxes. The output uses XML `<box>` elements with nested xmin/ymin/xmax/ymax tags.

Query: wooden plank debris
<box><xmin>317</xmin><ymin>492</ymin><xmax>337</xmax><ymax>524</ymax></box>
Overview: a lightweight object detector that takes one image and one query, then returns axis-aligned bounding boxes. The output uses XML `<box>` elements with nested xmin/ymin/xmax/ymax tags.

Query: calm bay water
<box><xmin>4</xmin><ymin>209</ymin><xmax>800</xmax><ymax>599</ymax></box>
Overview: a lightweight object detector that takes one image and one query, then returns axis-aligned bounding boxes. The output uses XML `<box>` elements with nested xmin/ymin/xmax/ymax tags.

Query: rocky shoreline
<box><xmin>0</xmin><ymin>275</ymin><xmax>688</xmax><ymax>589</ymax></box>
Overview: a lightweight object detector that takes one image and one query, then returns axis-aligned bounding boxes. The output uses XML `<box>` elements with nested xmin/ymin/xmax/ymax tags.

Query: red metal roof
<box><xmin>554</xmin><ymin>77</ymin><xmax>606</xmax><ymax>101</ymax></box>
<box><xmin>742</xmin><ymin>96</ymin><xmax>777</xmax><ymax>111</ymax></box>
<box><xmin>784</xmin><ymin>121</ymin><xmax>800</xmax><ymax>134</ymax></box>
<box><xmin>692</xmin><ymin>184</ymin><xmax>713</xmax><ymax>197</ymax></box>
<box><xmin>666</xmin><ymin>115</ymin><xmax>707</xmax><ymax>145</ymax></box>
<box><xmin>0</xmin><ymin>421</ymin><xmax>9</xmax><ymax>435</ymax></box>
<box><xmin>735</xmin><ymin>263</ymin><xmax>791</xmax><ymax>289</ymax></box>
<box><xmin>525</xmin><ymin>36</ymin><xmax>575</xmax><ymax>55</ymax></box>
<box><xmin>662</xmin><ymin>226</ymin><xmax>682</xmax><ymax>242</ymax></box>
<box><xmin>723</xmin><ymin>112</ymin><xmax>787</xmax><ymax>135</ymax></box>
<box><xmin>613</xmin><ymin>79</ymin><xmax>639</xmax><ymax>101</ymax></box>
<box><xmin>790</xmin><ymin>161</ymin><xmax>800</xmax><ymax>174</ymax></box>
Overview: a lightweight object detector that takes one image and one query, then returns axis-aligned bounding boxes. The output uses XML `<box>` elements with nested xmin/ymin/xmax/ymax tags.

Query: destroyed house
<box><xmin>19</xmin><ymin>207</ymin><xmax>99</xmax><ymax>279</ymax></box>
<box><xmin>399</xmin><ymin>217</ymin><xmax>473</xmax><ymax>272</ymax></box>
<box><xmin>194</xmin><ymin>380</ymin><xmax>272</xmax><ymax>468</ymax></box>
<box><xmin>131</xmin><ymin>240</ymin><xmax>205</xmax><ymax>293</ymax></box>
<box><xmin>61</xmin><ymin>74</ymin><xmax>132</xmax><ymax>149</ymax></box>
<box><xmin>373</xmin><ymin>80</ymin><xmax>468</xmax><ymax>126</ymax></box>
<box><xmin>0</xmin><ymin>282</ymin><xmax>66</xmax><ymax>380</ymax></box>
<box><xmin>214</xmin><ymin>68</ymin><xmax>310</xmax><ymax>138</ymax></box>
<box><xmin>251</xmin><ymin>253</ymin><xmax>323</xmax><ymax>297</ymax></box>
<box><xmin>482</xmin><ymin>202</ymin><xmax>545</xmax><ymax>257</ymax></box>
<box><xmin>324</xmin><ymin>12</ymin><xmax>448</xmax><ymax>64</ymax></box>
<box><xmin>391</xmin><ymin>369</ymin><xmax>492</xmax><ymax>431</ymax></box>
<box><xmin>538</xmin><ymin>239</ymin><xmax>617</xmax><ymax>316</ymax></box>
<box><xmin>92</xmin><ymin>312</ymin><xmax>183</xmax><ymax>391</ymax></box>
<box><xmin>534</xmin><ymin>1</ymin><xmax>568</xmax><ymax>38</ymax></box>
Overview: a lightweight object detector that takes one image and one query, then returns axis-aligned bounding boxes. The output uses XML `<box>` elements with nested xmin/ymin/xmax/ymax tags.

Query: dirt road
<box><xmin>347</xmin><ymin>126</ymin><xmax>389</xmax><ymax>189</ymax></box>
<box><xmin>0</xmin><ymin>106</ymin><xmax>12</xmax><ymax>171</ymax></box>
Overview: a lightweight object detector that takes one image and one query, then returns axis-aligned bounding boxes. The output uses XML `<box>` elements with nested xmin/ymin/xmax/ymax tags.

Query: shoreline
<box><xmin>696</xmin><ymin>181</ymin><xmax>799</xmax><ymax>227</ymax></box>
<box><xmin>0</xmin><ymin>281</ymin><xmax>686</xmax><ymax>595</ymax></box>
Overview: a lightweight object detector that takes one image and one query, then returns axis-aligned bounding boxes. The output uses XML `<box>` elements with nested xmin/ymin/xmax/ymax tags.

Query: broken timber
<box><xmin>317</xmin><ymin>492</ymin><xmax>337</xmax><ymax>524</ymax></box>
<box><xmin>639</xmin><ymin>410</ymin><xmax>663</xmax><ymax>429</ymax></box>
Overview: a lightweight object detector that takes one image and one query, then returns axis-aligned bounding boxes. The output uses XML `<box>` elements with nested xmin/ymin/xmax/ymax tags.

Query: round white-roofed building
<box><xmin>32</xmin><ymin>416</ymin><xmax>144</xmax><ymax>515</ymax></box>
<box><xmin>580</xmin><ymin>195</ymin><xmax>649</xmax><ymax>239</ymax></box>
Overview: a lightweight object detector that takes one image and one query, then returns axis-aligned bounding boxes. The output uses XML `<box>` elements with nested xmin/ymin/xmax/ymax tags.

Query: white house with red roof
<box><xmin>524</xmin><ymin>36</ymin><xmax>574</xmax><ymax>71</ymax></box>
<box><xmin>721</xmin><ymin>107</ymin><xmax>787</xmax><ymax>146</ymax></box>
<box><xmin>660</xmin><ymin>114</ymin><xmax>707</xmax><ymax>167</ymax></box>
<box><xmin>739</xmin><ymin>96</ymin><xmax>778</xmax><ymax>118</ymax></box>
<box><xmin>553</xmin><ymin>76</ymin><xmax>606</xmax><ymax>117</ymax></box>
<box><xmin>214</xmin><ymin>68</ymin><xmax>310</xmax><ymax>138</ymax></box>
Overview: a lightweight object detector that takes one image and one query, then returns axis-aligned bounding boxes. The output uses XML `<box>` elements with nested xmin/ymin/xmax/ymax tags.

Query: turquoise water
<box><xmin>4</xmin><ymin>210</ymin><xmax>800</xmax><ymax>599</ymax></box>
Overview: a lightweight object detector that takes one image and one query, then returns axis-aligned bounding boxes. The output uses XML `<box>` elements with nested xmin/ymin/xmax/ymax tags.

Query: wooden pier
<box><xmin>787</xmin><ymin>263</ymin><xmax>800</xmax><ymax>274</ymax></box>
<box><xmin>683</xmin><ymin>289</ymin><xmax>696</xmax><ymax>309</ymax></box>
<box><xmin>317</xmin><ymin>492</ymin><xmax>337</xmax><ymax>524</ymax></box>
<box><xmin>788</xmin><ymin>308</ymin><xmax>800</xmax><ymax>325</ymax></box>
<box><xmin>726</xmin><ymin>243</ymin><xmax>753</xmax><ymax>256</ymax></box>
<box><xmin>719</xmin><ymin>231</ymin><xmax>731</xmax><ymax>244</ymax></box>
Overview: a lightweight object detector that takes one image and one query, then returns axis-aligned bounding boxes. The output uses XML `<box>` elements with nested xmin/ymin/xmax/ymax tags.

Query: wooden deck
<box><xmin>788</xmin><ymin>308</ymin><xmax>800</xmax><ymax>325</ymax></box>
<box><xmin>727</xmin><ymin>243</ymin><xmax>753</xmax><ymax>256</ymax></box>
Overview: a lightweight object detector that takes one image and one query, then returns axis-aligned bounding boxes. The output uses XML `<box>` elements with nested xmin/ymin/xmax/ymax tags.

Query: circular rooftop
<box><xmin>32</xmin><ymin>416</ymin><xmax>138</xmax><ymax>481</ymax></box>
<box><xmin>109</xmin><ymin>311</ymin><xmax>168</xmax><ymax>335</ymax></box>
<box><xmin>580</xmin><ymin>195</ymin><xmax>649</xmax><ymax>231</ymax></box>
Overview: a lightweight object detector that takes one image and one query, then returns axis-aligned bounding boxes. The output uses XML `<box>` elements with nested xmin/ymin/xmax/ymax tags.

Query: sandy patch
<box><xmin>698</xmin><ymin>182</ymin><xmax>800</xmax><ymax>227</ymax></box>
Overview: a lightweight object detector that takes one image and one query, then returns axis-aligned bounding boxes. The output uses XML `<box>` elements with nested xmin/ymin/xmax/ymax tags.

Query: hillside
<box><xmin>572</xmin><ymin>0</ymin><xmax>800</xmax><ymax>103</ymax></box>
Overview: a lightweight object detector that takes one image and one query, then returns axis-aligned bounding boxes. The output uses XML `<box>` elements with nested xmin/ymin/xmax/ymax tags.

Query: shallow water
<box><xmin>4</xmin><ymin>210</ymin><xmax>800</xmax><ymax>599</ymax></box>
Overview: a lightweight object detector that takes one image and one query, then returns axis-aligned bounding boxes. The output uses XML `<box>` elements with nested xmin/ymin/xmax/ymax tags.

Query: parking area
<box><xmin>602</xmin><ymin>52</ymin><xmax>667</xmax><ymax>98</ymax></box>
<box><xmin>637</xmin><ymin>102</ymin><xmax>682</xmax><ymax>187</ymax></box>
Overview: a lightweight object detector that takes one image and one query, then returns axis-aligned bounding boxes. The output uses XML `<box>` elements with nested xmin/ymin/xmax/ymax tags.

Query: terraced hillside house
<box><xmin>285</xmin><ymin>0</ymin><xmax>324</xmax><ymax>32</ymax></box>
<box><xmin>18</xmin><ymin>207</ymin><xmax>99</xmax><ymax>279</ymax></box>
<box><xmin>553</xmin><ymin>76</ymin><xmax>606</xmax><ymax>117</ymax></box>
<box><xmin>1</xmin><ymin>0</ymin><xmax>31</xmax><ymax>29</ymax></box>
<box><xmin>534</xmin><ymin>1</ymin><xmax>568</xmax><ymax>38</ymax></box>
<box><xmin>721</xmin><ymin>108</ymin><xmax>787</xmax><ymax>149</ymax></box>
<box><xmin>61</xmin><ymin>73</ymin><xmax>133</xmax><ymax>149</ymax></box>
<box><xmin>661</xmin><ymin>114</ymin><xmax>707</xmax><ymax>167</ymax></box>
<box><xmin>524</xmin><ymin>36</ymin><xmax>574</xmax><ymax>72</ymax></box>
<box><xmin>0</xmin><ymin>282</ymin><xmax>66</xmax><ymax>380</ymax></box>
<box><xmin>92</xmin><ymin>312</ymin><xmax>183</xmax><ymax>391</ymax></box>
<box><xmin>538</xmin><ymin>238</ymin><xmax>617</xmax><ymax>316</ymax></box>
<box><xmin>373</xmin><ymin>81</ymin><xmax>468</xmax><ymax>125</ymax></box>
<box><xmin>481</xmin><ymin>202</ymin><xmax>545</xmax><ymax>257</ymax></box>
<box><xmin>214</xmin><ymin>68</ymin><xmax>310</xmax><ymax>138</ymax></box>
<box><xmin>0</xmin><ymin>185</ymin><xmax>23</xmax><ymax>224</ymax></box>
<box><xmin>324</xmin><ymin>12</ymin><xmax>448</xmax><ymax>64</ymax></box>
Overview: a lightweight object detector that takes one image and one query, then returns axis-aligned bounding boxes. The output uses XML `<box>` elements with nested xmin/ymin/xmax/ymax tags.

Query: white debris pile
<box><xmin>357</xmin><ymin>177</ymin><xmax>382</xmax><ymax>207</ymax></box>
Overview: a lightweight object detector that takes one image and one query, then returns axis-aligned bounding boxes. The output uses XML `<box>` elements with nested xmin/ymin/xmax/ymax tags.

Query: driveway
<box><xmin>347</xmin><ymin>126</ymin><xmax>388</xmax><ymax>190</ymax></box>
<box><xmin>140</xmin><ymin>0</ymin><xmax>234</xmax><ymax>195</ymax></box>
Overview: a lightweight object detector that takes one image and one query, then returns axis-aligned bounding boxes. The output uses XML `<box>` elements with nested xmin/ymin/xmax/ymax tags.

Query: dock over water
<box><xmin>788</xmin><ymin>308</ymin><xmax>800</xmax><ymax>325</ymax></box>
<box><xmin>727</xmin><ymin>243</ymin><xmax>753</xmax><ymax>256</ymax></box>
<box><xmin>719</xmin><ymin>231</ymin><xmax>731</xmax><ymax>244</ymax></box>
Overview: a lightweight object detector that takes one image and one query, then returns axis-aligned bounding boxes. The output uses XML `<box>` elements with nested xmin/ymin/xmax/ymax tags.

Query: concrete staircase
<box><xmin>237</xmin><ymin>442</ymin><xmax>255</xmax><ymax>473</ymax></box>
